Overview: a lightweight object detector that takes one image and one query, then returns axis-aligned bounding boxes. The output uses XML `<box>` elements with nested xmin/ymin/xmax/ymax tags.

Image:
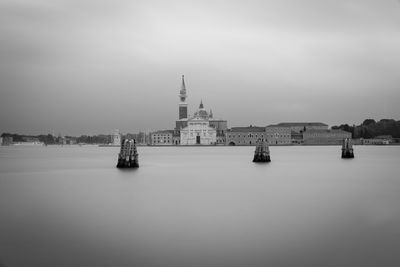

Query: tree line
<box><xmin>0</xmin><ymin>133</ymin><xmax>111</xmax><ymax>144</ymax></box>
<box><xmin>332</xmin><ymin>119</ymin><xmax>400</xmax><ymax>139</ymax></box>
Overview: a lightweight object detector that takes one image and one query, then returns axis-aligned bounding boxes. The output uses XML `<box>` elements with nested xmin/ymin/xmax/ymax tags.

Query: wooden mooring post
<box><xmin>253</xmin><ymin>139</ymin><xmax>271</xmax><ymax>163</ymax></box>
<box><xmin>116</xmin><ymin>139</ymin><xmax>139</xmax><ymax>168</ymax></box>
<box><xmin>341</xmin><ymin>138</ymin><xmax>354</xmax><ymax>159</ymax></box>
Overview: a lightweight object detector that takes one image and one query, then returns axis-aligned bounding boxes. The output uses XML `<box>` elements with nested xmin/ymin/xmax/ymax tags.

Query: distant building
<box><xmin>127</xmin><ymin>132</ymin><xmax>150</xmax><ymax>145</ymax></box>
<box><xmin>209</xmin><ymin>118</ymin><xmax>227</xmax><ymax>145</ymax></box>
<box><xmin>226</xmin><ymin>126</ymin><xmax>265</xmax><ymax>146</ymax></box>
<box><xmin>376</xmin><ymin>135</ymin><xmax>393</xmax><ymax>142</ymax></box>
<box><xmin>361</xmin><ymin>138</ymin><xmax>391</xmax><ymax>145</ymax></box>
<box><xmin>111</xmin><ymin>129</ymin><xmax>121</xmax><ymax>145</ymax></box>
<box><xmin>303</xmin><ymin>129</ymin><xmax>351</xmax><ymax>145</ymax></box>
<box><xmin>172</xmin><ymin>135</ymin><xmax>181</xmax><ymax>145</ymax></box>
<box><xmin>151</xmin><ymin>130</ymin><xmax>174</xmax><ymax>145</ymax></box>
<box><xmin>174</xmin><ymin>76</ymin><xmax>227</xmax><ymax>145</ymax></box>
<box><xmin>265</xmin><ymin>125</ymin><xmax>291</xmax><ymax>145</ymax></box>
<box><xmin>178</xmin><ymin>75</ymin><xmax>188</xmax><ymax>120</ymax></box>
<box><xmin>291</xmin><ymin>131</ymin><xmax>303</xmax><ymax>144</ymax></box>
<box><xmin>226</xmin><ymin>125</ymin><xmax>291</xmax><ymax>146</ymax></box>
<box><xmin>180</xmin><ymin>101</ymin><xmax>217</xmax><ymax>145</ymax></box>
<box><xmin>276</xmin><ymin>122</ymin><xmax>328</xmax><ymax>133</ymax></box>
<box><xmin>174</xmin><ymin>75</ymin><xmax>189</xmax><ymax>144</ymax></box>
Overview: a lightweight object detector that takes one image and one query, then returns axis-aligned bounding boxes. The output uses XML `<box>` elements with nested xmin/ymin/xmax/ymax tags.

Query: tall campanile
<box><xmin>178</xmin><ymin>75</ymin><xmax>188</xmax><ymax>119</ymax></box>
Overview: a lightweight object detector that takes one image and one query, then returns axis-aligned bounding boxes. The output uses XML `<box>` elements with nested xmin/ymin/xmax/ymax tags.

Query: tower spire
<box><xmin>199</xmin><ymin>99</ymin><xmax>204</xmax><ymax>109</ymax></box>
<box><xmin>181</xmin><ymin>75</ymin><xmax>186</xmax><ymax>93</ymax></box>
<box><xmin>178</xmin><ymin>75</ymin><xmax>188</xmax><ymax>119</ymax></box>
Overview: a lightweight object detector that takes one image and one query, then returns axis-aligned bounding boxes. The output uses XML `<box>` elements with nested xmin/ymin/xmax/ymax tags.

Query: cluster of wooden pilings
<box><xmin>115</xmin><ymin>138</ymin><xmax>355</xmax><ymax>168</ymax></box>
<box><xmin>253</xmin><ymin>139</ymin><xmax>271</xmax><ymax>163</ymax></box>
<box><xmin>251</xmin><ymin>138</ymin><xmax>355</xmax><ymax>163</ymax></box>
<box><xmin>116</xmin><ymin>139</ymin><xmax>139</xmax><ymax>168</ymax></box>
<box><xmin>341</xmin><ymin>138</ymin><xmax>354</xmax><ymax>158</ymax></box>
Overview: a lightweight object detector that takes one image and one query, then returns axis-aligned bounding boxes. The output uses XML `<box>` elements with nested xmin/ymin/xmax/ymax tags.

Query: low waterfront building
<box><xmin>151</xmin><ymin>130</ymin><xmax>174</xmax><ymax>145</ymax></box>
<box><xmin>209</xmin><ymin>118</ymin><xmax>228</xmax><ymax>145</ymax></box>
<box><xmin>303</xmin><ymin>129</ymin><xmax>351</xmax><ymax>145</ymax></box>
<box><xmin>361</xmin><ymin>138</ymin><xmax>390</xmax><ymax>145</ymax></box>
<box><xmin>111</xmin><ymin>129</ymin><xmax>121</xmax><ymax>145</ymax></box>
<box><xmin>376</xmin><ymin>135</ymin><xmax>393</xmax><ymax>142</ymax></box>
<box><xmin>291</xmin><ymin>131</ymin><xmax>303</xmax><ymax>144</ymax></box>
<box><xmin>226</xmin><ymin>126</ymin><xmax>265</xmax><ymax>146</ymax></box>
<box><xmin>276</xmin><ymin>122</ymin><xmax>328</xmax><ymax>133</ymax></box>
<box><xmin>172</xmin><ymin>134</ymin><xmax>180</xmax><ymax>145</ymax></box>
<box><xmin>226</xmin><ymin>125</ymin><xmax>291</xmax><ymax>146</ymax></box>
<box><xmin>265</xmin><ymin>125</ymin><xmax>291</xmax><ymax>145</ymax></box>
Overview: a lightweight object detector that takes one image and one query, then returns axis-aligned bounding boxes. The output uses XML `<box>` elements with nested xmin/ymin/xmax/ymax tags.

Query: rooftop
<box><xmin>304</xmin><ymin>129</ymin><xmax>351</xmax><ymax>133</ymax></box>
<box><xmin>152</xmin><ymin>130</ymin><xmax>174</xmax><ymax>134</ymax></box>
<box><xmin>229</xmin><ymin>126</ymin><xmax>265</xmax><ymax>132</ymax></box>
<box><xmin>275</xmin><ymin>122</ymin><xmax>328</xmax><ymax>127</ymax></box>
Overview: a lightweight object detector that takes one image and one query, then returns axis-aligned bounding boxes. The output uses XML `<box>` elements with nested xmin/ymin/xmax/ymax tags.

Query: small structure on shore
<box><xmin>341</xmin><ymin>138</ymin><xmax>354</xmax><ymax>158</ymax></box>
<box><xmin>117</xmin><ymin>139</ymin><xmax>139</xmax><ymax>168</ymax></box>
<box><xmin>253</xmin><ymin>139</ymin><xmax>271</xmax><ymax>163</ymax></box>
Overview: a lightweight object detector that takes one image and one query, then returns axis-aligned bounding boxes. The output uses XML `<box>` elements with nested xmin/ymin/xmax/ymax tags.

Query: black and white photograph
<box><xmin>1</xmin><ymin>0</ymin><xmax>400</xmax><ymax>266</ymax></box>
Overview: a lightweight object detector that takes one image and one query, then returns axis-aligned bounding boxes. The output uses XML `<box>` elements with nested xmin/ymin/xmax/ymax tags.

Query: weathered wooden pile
<box><xmin>341</xmin><ymin>138</ymin><xmax>354</xmax><ymax>158</ymax></box>
<box><xmin>116</xmin><ymin>139</ymin><xmax>139</xmax><ymax>168</ymax></box>
<box><xmin>253</xmin><ymin>139</ymin><xmax>271</xmax><ymax>163</ymax></box>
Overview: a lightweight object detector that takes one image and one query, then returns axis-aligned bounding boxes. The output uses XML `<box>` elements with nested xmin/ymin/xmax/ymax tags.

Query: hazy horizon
<box><xmin>1</xmin><ymin>0</ymin><xmax>400</xmax><ymax>136</ymax></box>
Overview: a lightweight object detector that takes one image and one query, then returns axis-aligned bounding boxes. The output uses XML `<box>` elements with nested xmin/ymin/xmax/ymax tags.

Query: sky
<box><xmin>0</xmin><ymin>0</ymin><xmax>399</xmax><ymax>135</ymax></box>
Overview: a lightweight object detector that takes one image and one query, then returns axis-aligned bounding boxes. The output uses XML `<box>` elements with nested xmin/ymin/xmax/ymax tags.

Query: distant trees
<box><xmin>362</xmin><ymin>119</ymin><xmax>376</xmax><ymax>126</ymax></box>
<box><xmin>1</xmin><ymin>133</ymin><xmax>111</xmax><ymax>144</ymax></box>
<box><xmin>37</xmin><ymin>134</ymin><xmax>56</xmax><ymax>144</ymax></box>
<box><xmin>332</xmin><ymin>119</ymin><xmax>400</xmax><ymax>138</ymax></box>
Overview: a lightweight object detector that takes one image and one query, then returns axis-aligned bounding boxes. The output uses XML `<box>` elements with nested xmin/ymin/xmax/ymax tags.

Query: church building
<box><xmin>173</xmin><ymin>75</ymin><xmax>227</xmax><ymax>145</ymax></box>
<box><xmin>180</xmin><ymin>101</ymin><xmax>217</xmax><ymax>145</ymax></box>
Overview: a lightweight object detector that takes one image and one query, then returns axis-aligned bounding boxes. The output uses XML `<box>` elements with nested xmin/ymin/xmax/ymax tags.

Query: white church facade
<box><xmin>180</xmin><ymin>101</ymin><xmax>217</xmax><ymax>145</ymax></box>
<box><xmin>169</xmin><ymin>75</ymin><xmax>227</xmax><ymax>145</ymax></box>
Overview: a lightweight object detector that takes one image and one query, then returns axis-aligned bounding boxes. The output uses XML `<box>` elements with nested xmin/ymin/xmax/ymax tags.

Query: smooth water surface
<box><xmin>0</xmin><ymin>145</ymin><xmax>400</xmax><ymax>267</ymax></box>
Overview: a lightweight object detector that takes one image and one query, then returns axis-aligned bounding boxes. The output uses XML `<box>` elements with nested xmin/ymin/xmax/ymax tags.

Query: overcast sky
<box><xmin>1</xmin><ymin>0</ymin><xmax>399</xmax><ymax>135</ymax></box>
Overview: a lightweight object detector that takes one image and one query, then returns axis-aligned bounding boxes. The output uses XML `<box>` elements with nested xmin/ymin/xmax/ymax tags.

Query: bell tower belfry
<box><xmin>178</xmin><ymin>75</ymin><xmax>188</xmax><ymax>119</ymax></box>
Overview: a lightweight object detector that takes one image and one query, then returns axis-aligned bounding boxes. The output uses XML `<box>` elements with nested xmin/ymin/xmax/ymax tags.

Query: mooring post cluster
<box><xmin>253</xmin><ymin>138</ymin><xmax>271</xmax><ymax>163</ymax></box>
<box><xmin>116</xmin><ymin>139</ymin><xmax>139</xmax><ymax>168</ymax></box>
<box><xmin>115</xmin><ymin>137</ymin><xmax>356</xmax><ymax>168</ymax></box>
<box><xmin>341</xmin><ymin>138</ymin><xmax>354</xmax><ymax>158</ymax></box>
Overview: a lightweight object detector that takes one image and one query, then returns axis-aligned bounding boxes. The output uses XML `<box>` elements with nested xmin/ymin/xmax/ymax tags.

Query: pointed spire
<box><xmin>181</xmin><ymin>75</ymin><xmax>186</xmax><ymax>92</ymax></box>
<box><xmin>199</xmin><ymin>99</ymin><xmax>204</xmax><ymax>109</ymax></box>
<box><xmin>179</xmin><ymin>75</ymin><xmax>187</xmax><ymax>103</ymax></box>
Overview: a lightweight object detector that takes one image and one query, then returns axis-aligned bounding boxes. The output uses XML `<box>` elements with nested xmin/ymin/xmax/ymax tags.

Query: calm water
<box><xmin>0</xmin><ymin>145</ymin><xmax>400</xmax><ymax>267</ymax></box>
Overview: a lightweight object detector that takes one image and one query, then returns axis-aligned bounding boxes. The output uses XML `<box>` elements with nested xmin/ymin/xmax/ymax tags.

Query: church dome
<box><xmin>193</xmin><ymin>100</ymin><xmax>209</xmax><ymax>119</ymax></box>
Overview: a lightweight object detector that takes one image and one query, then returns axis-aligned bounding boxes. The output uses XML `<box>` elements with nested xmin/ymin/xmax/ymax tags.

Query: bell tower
<box><xmin>178</xmin><ymin>75</ymin><xmax>188</xmax><ymax>119</ymax></box>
